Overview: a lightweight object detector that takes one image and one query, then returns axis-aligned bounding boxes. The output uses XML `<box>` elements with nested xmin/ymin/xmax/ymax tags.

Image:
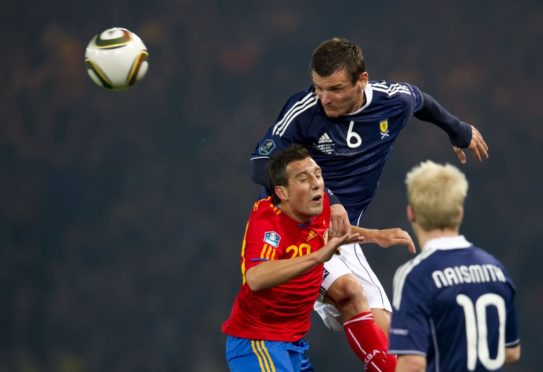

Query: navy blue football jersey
<box><xmin>251</xmin><ymin>81</ymin><xmax>424</xmax><ymax>225</ymax></box>
<box><xmin>389</xmin><ymin>236</ymin><xmax>519</xmax><ymax>371</ymax></box>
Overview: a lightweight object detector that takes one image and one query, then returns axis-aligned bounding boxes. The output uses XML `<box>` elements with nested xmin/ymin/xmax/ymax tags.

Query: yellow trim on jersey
<box><xmin>271</xmin><ymin>204</ymin><xmax>282</xmax><ymax>215</ymax></box>
<box><xmin>266</xmin><ymin>245</ymin><xmax>274</xmax><ymax>260</ymax></box>
<box><xmin>251</xmin><ymin>340</ymin><xmax>276</xmax><ymax>372</ymax></box>
<box><xmin>260</xmin><ymin>244</ymin><xmax>268</xmax><ymax>259</ymax></box>
<box><xmin>241</xmin><ymin>221</ymin><xmax>250</xmax><ymax>285</ymax></box>
<box><xmin>258</xmin><ymin>244</ymin><xmax>278</xmax><ymax>261</ymax></box>
<box><xmin>243</xmin><ymin>197</ymin><xmax>282</xmax><ymax>285</ymax></box>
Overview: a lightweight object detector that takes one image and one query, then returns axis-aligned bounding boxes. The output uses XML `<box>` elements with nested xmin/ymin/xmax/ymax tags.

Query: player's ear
<box><xmin>275</xmin><ymin>185</ymin><xmax>289</xmax><ymax>201</ymax></box>
<box><xmin>357</xmin><ymin>71</ymin><xmax>368</xmax><ymax>84</ymax></box>
<box><xmin>407</xmin><ymin>205</ymin><xmax>416</xmax><ymax>222</ymax></box>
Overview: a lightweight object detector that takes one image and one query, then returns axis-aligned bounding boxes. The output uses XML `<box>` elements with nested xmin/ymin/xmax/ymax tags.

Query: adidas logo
<box><xmin>318</xmin><ymin>132</ymin><xmax>333</xmax><ymax>144</ymax></box>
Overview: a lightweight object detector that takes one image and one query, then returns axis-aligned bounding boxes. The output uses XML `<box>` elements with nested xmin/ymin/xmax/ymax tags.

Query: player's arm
<box><xmin>328</xmin><ymin>192</ymin><xmax>351</xmax><ymax>237</ymax></box>
<box><xmin>395</xmin><ymin>355</ymin><xmax>426</xmax><ymax>372</ymax></box>
<box><xmin>351</xmin><ymin>226</ymin><xmax>416</xmax><ymax>254</ymax></box>
<box><xmin>251</xmin><ymin>157</ymin><xmax>271</xmax><ymax>187</ymax></box>
<box><xmin>245</xmin><ymin>233</ymin><xmax>364</xmax><ymax>291</ymax></box>
<box><xmin>505</xmin><ymin>344</ymin><xmax>521</xmax><ymax>364</ymax></box>
<box><xmin>414</xmin><ymin>91</ymin><xmax>489</xmax><ymax>163</ymax></box>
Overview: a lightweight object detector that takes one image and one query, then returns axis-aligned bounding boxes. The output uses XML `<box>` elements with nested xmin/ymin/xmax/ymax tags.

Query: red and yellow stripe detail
<box><xmin>259</xmin><ymin>244</ymin><xmax>277</xmax><ymax>261</ymax></box>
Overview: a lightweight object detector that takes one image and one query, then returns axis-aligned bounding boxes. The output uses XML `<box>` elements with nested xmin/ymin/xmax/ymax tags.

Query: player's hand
<box><xmin>329</xmin><ymin>203</ymin><xmax>351</xmax><ymax>238</ymax></box>
<box><xmin>453</xmin><ymin>125</ymin><xmax>489</xmax><ymax>164</ymax></box>
<box><xmin>372</xmin><ymin>228</ymin><xmax>416</xmax><ymax>254</ymax></box>
<box><xmin>321</xmin><ymin>232</ymin><xmax>365</xmax><ymax>262</ymax></box>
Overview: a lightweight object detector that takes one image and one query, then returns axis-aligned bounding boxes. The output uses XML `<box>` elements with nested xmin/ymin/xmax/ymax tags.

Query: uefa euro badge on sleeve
<box><xmin>258</xmin><ymin>139</ymin><xmax>276</xmax><ymax>156</ymax></box>
<box><xmin>263</xmin><ymin>231</ymin><xmax>281</xmax><ymax>248</ymax></box>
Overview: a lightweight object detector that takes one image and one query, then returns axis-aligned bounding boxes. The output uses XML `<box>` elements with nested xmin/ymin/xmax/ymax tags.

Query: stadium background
<box><xmin>1</xmin><ymin>0</ymin><xmax>542</xmax><ymax>370</ymax></box>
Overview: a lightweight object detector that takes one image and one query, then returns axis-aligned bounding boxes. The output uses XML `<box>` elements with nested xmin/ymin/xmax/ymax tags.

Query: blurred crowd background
<box><xmin>1</xmin><ymin>0</ymin><xmax>542</xmax><ymax>371</ymax></box>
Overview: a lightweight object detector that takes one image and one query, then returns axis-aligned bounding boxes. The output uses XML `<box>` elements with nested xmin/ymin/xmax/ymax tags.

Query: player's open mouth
<box><xmin>311</xmin><ymin>195</ymin><xmax>322</xmax><ymax>202</ymax></box>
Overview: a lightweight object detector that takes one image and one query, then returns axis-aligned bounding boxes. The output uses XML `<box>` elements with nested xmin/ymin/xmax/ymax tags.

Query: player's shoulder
<box><xmin>271</xmin><ymin>86</ymin><xmax>321</xmax><ymax>137</ymax></box>
<box><xmin>393</xmin><ymin>247</ymin><xmax>449</xmax><ymax>287</ymax></box>
<box><xmin>469</xmin><ymin>245</ymin><xmax>507</xmax><ymax>267</ymax></box>
<box><xmin>250</xmin><ymin>197</ymin><xmax>283</xmax><ymax>220</ymax></box>
<box><xmin>369</xmin><ymin>80</ymin><xmax>420</xmax><ymax>100</ymax></box>
<box><xmin>392</xmin><ymin>249</ymin><xmax>440</xmax><ymax>309</ymax></box>
<box><xmin>393</xmin><ymin>249</ymin><xmax>435</xmax><ymax>286</ymax></box>
<box><xmin>281</xmin><ymin>86</ymin><xmax>319</xmax><ymax>114</ymax></box>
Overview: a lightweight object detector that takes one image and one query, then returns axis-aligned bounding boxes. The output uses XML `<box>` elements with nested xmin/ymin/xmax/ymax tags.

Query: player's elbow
<box><xmin>251</xmin><ymin>158</ymin><xmax>270</xmax><ymax>187</ymax></box>
<box><xmin>245</xmin><ymin>268</ymin><xmax>266</xmax><ymax>292</ymax></box>
<box><xmin>505</xmin><ymin>345</ymin><xmax>521</xmax><ymax>364</ymax></box>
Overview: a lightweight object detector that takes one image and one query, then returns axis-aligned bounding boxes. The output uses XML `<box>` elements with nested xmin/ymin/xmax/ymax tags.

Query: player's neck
<box><xmin>277</xmin><ymin>203</ymin><xmax>312</xmax><ymax>224</ymax></box>
<box><xmin>350</xmin><ymin>92</ymin><xmax>366</xmax><ymax>114</ymax></box>
<box><xmin>416</xmin><ymin>228</ymin><xmax>460</xmax><ymax>251</ymax></box>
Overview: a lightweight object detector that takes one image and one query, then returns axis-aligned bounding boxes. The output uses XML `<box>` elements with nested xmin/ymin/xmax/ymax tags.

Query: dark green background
<box><xmin>1</xmin><ymin>0</ymin><xmax>541</xmax><ymax>370</ymax></box>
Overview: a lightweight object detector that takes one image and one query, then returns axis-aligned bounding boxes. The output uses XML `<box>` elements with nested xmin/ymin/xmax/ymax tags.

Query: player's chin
<box><xmin>324</xmin><ymin>109</ymin><xmax>340</xmax><ymax>118</ymax></box>
<box><xmin>307</xmin><ymin>200</ymin><xmax>323</xmax><ymax>215</ymax></box>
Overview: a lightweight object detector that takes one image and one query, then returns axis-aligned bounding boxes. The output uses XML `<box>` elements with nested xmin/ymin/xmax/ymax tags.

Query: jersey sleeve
<box><xmin>389</xmin><ymin>267</ymin><xmax>432</xmax><ymax>355</ymax></box>
<box><xmin>241</xmin><ymin>204</ymin><xmax>281</xmax><ymax>275</ymax></box>
<box><xmin>412</xmin><ymin>86</ymin><xmax>472</xmax><ymax>147</ymax></box>
<box><xmin>505</xmin><ymin>298</ymin><xmax>520</xmax><ymax>347</ymax></box>
<box><xmin>501</xmin><ymin>264</ymin><xmax>520</xmax><ymax>347</ymax></box>
<box><xmin>403</xmin><ymin>82</ymin><xmax>424</xmax><ymax>113</ymax></box>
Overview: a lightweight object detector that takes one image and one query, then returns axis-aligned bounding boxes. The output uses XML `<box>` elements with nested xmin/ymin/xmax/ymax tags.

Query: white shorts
<box><xmin>314</xmin><ymin>243</ymin><xmax>392</xmax><ymax>331</ymax></box>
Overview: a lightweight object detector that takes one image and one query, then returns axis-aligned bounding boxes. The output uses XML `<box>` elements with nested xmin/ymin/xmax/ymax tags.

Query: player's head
<box><xmin>405</xmin><ymin>160</ymin><xmax>468</xmax><ymax>231</ymax></box>
<box><xmin>310</xmin><ymin>38</ymin><xmax>368</xmax><ymax>118</ymax></box>
<box><xmin>268</xmin><ymin>145</ymin><xmax>325</xmax><ymax>222</ymax></box>
<box><xmin>311</xmin><ymin>38</ymin><xmax>365</xmax><ymax>82</ymax></box>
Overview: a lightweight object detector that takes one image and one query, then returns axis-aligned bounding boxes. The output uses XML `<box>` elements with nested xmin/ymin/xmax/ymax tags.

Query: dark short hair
<box><xmin>310</xmin><ymin>38</ymin><xmax>365</xmax><ymax>84</ymax></box>
<box><xmin>268</xmin><ymin>145</ymin><xmax>311</xmax><ymax>204</ymax></box>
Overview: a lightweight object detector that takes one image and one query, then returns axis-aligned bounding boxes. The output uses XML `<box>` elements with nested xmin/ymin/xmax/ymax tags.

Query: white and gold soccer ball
<box><xmin>85</xmin><ymin>27</ymin><xmax>149</xmax><ymax>90</ymax></box>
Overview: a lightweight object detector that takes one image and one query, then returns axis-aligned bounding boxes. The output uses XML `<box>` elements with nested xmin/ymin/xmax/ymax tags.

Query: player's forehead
<box><xmin>285</xmin><ymin>157</ymin><xmax>320</xmax><ymax>178</ymax></box>
<box><xmin>311</xmin><ymin>68</ymin><xmax>351</xmax><ymax>87</ymax></box>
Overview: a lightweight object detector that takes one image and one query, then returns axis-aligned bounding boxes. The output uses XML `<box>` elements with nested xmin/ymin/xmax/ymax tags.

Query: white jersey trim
<box><xmin>505</xmin><ymin>338</ymin><xmax>521</xmax><ymax>347</ymax></box>
<box><xmin>423</xmin><ymin>235</ymin><xmax>471</xmax><ymax>251</ymax></box>
<box><xmin>346</xmin><ymin>83</ymin><xmax>374</xmax><ymax>116</ymax></box>
<box><xmin>430</xmin><ymin>318</ymin><xmax>441</xmax><ymax>371</ymax></box>
<box><xmin>250</xmin><ymin>155</ymin><xmax>269</xmax><ymax>160</ymax></box>
<box><xmin>371</xmin><ymin>82</ymin><xmax>412</xmax><ymax>97</ymax></box>
<box><xmin>272</xmin><ymin>93</ymin><xmax>318</xmax><ymax>137</ymax></box>
<box><xmin>388</xmin><ymin>349</ymin><xmax>427</xmax><ymax>356</ymax></box>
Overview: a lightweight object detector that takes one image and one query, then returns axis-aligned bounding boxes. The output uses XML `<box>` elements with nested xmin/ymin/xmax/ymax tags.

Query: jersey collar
<box><xmin>346</xmin><ymin>83</ymin><xmax>373</xmax><ymax>116</ymax></box>
<box><xmin>423</xmin><ymin>235</ymin><xmax>472</xmax><ymax>252</ymax></box>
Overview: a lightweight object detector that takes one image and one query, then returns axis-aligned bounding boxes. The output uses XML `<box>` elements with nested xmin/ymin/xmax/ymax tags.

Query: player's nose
<box><xmin>319</xmin><ymin>91</ymin><xmax>332</xmax><ymax>104</ymax></box>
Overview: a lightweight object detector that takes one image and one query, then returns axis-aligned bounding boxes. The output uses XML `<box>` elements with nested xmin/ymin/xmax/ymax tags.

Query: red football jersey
<box><xmin>222</xmin><ymin>195</ymin><xmax>330</xmax><ymax>342</ymax></box>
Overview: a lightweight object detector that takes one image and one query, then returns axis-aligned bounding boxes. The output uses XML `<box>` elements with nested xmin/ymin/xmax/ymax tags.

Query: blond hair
<box><xmin>405</xmin><ymin>160</ymin><xmax>468</xmax><ymax>231</ymax></box>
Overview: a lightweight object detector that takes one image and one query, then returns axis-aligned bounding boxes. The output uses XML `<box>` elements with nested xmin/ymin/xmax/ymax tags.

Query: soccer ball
<box><xmin>85</xmin><ymin>27</ymin><xmax>149</xmax><ymax>90</ymax></box>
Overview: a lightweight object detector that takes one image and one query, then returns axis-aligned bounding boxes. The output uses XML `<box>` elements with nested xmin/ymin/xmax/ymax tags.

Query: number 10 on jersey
<box><xmin>456</xmin><ymin>293</ymin><xmax>506</xmax><ymax>370</ymax></box>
